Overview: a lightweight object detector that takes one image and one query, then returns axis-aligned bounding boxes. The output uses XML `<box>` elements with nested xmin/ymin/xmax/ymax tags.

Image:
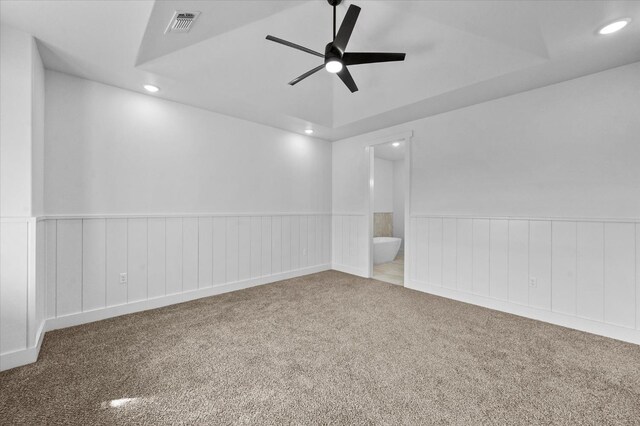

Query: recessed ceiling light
<box><xmin>305</xmin><ymin>129</ymin><xmax>314</xmax><ymax>135</ymax></box>
<box><xmin>598</xmin><ymin>19</ymin><xmax>630</xmax><ymax>35</ymax></box>
<box><xmin>143</xmin><ymin>84</ymin><xmax>160</xmax><ymax>93</ymax></box>
<box><xmin>392</xmin><ymin>142</ymin><xmax>400</xmax><ymax>147</ymax></box>
<box><xmin>325</xmin><ymin>60</ymin><xmax>343</xmax><ymax>74</ymax></box>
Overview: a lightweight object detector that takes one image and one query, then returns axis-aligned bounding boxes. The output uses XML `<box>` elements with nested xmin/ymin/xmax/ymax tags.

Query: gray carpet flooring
<box><xmin>1</xmin><ymin>270</ymin><xmax>639</xmax><ymax>425</ymax></box>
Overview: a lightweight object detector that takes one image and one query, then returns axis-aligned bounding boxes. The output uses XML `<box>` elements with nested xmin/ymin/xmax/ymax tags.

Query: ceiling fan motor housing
<box><xmin>324</xmin><ymin>42</ymin><xmax>342</xmax><ymax>66</ymax></box>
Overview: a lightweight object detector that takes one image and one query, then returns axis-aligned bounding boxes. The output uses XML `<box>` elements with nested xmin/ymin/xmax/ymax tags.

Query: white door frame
<box><xmin>366</xmin><ymin>131</ymin><xmax>413</xmax><ymax>283</ymax></box>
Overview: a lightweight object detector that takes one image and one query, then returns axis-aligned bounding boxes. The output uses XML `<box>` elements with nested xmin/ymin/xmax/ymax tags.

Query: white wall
<box><xmin>333</xmin><ymin>62</ymin><xmax>640</xmax><ymax>219</ymax></box>
<box><xmin>393</xmin><ymin>159</ymin><xmax>405</xmax><ymax>245</ymax></box>
<box><xmin>373</xmin><ymin>157</ymin><xmax>394</xmax><ymax>213</ymax></box>
<box><xmin>332</xmin><ymin>62</ymin><xmax>640</xmax><ymax>344</ymax></box>
<box><xmin>1</xmin><ymin>24</ymin><xmax>32</xmax><ymax>217</ymax></box>
<box><xmin>44</xmin><ymin>71</ymin><xmax>332</xmax><ymax>216</ymax></box>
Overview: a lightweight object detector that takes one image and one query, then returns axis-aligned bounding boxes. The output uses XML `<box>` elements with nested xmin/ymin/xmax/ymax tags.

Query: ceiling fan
<box><xmin>266</xmin><ymin>0</ymin><xmax>406</xmax><ymax>93</ymax></box>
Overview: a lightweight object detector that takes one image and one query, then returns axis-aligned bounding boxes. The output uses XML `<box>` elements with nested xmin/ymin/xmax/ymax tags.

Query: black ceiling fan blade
<box><xmin>337</xmin><ymin>66</ymin><xmax>358</xmax><ymax>93</ymax></box>
<box><xmin>288</xmin><ymin>64</ymin><xmax>325</xmax><ymax>86</ymax></box>
<box><xmin>343</xmin><ymin>52</ymin><xmax>406</xmax><ymax>66</ymax></box>
<box><xmin>333</xmin><ymin>4</ymin><xmax>361</xmax><ymax>54</ymax></box>
<box><xmin>266</xmin><ymin>35</ymin><xmax>324</xmax><ymax>58</ymax></box>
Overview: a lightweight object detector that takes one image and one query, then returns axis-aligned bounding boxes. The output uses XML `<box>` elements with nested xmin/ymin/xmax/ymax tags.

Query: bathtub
<box><xmin>373</xmin><ymin>237</ymin><xmax>402</xmax><ymax>265</ymax></box>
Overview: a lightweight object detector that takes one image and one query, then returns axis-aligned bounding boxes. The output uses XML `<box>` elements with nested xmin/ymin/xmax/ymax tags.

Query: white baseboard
<box><xmin>1</xmin><ymin>265</ymin><xmax>330</xmax><ymax>372</ymax></box>
<box><xmin>406</xmin><ymin>280</ymin><xmax>640</xmax><ymax>346</ymax></box>
<box><xmin>331</xmin><ymin>263</ymin><xmax>369</xmax><ymax>278</ymax></box>
<box><xmin>46</xmin><ymin>264</ymin><xmax>331</xmax><ymax>332</ymax></box>
<box><xmin>0</xmin><ymin>320</ymin><xmax>46</xmax><ymax>372</ymax></box>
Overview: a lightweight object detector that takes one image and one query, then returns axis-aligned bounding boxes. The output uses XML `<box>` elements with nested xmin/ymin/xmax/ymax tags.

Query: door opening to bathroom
<box><xmin>368</xmin><ymin>133</ymin><xmax>411</xmax><ymax>286</ymax></box>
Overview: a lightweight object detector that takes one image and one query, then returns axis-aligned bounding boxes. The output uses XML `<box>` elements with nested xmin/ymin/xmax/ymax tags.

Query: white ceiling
<box><xmin>1</xmin><ymin>0</ymin><xmax>639</xmax><ymax>141</ymax></box>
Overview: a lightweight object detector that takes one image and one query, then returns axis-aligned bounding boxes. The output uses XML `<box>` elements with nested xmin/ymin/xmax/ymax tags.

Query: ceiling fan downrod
<box><xmin>328</xmin><ymin>0</ymin><xmax>342</xmax><ymax>40</ymax></box>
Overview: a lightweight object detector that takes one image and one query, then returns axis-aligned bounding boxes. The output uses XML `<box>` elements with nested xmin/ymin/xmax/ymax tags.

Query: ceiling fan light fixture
<box><xmin>325</xmin><ymin>60</ymin><xmax>343</xmax><ymax>73</ymax></box>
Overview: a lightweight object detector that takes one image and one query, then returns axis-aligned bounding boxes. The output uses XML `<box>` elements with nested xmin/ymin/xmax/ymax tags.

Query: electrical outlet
<box><xmin>119</xmin><ymin>273</ymin><xmax>127</xmax><ymax>284</ymax></box>
<box><xmin>529</xmin><ymin>277</ymin><xmax>537</xmax><ymax>288</ymax></box>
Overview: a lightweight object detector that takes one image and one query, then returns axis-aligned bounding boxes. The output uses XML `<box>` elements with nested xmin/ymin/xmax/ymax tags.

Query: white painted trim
<box><xmin>27</xmin><ymin>219</ymin><xmax>38</xmax><ymax>347</ymax></box>
<box><xmin>40</xmin><ymin>212</ymin><xmax>332</xmax><ymax>220</ymax></box>
<box><xmin>364</xmin><ymin>131</ymin><xmax>414</xmax><ymax>148</ymax></box>
<box><xmin>45</xmin><ymin>264</ymin><xmax>331</xmax><ymax>332</ymax></box>
<box><xmin>0</xmin><ymin>320</ymin><xmax>45</xmax><ymax>372</ymax></box>
<box><xmin>331</xmin><ymin>212</ymin><xmax>367</xmax><ymax>217</ymax></box>
<box><xmin>331</xmin><ymin>264</ymin><xmax>369</xmax><ymax>278</ymax></box>
<box><xmin>406</xmin><ymin>280</ymin><xmax>640</xmax><ymax>346</ymax></box>
<box><xmin>367</xmin><ymin>131</ymin><xmax>413</xmax><ymax>282</ymax></box>
<box><xmin>403</xmin><ymin>137</ymin><xmax>412</xmax><ymax>287</ymax></box>
<box><xmin>0</xmin><ymin>217</ymin><xmax>33</xmax><ymax>223</ymax></box>
<box><xmin>367</xmin><ymin>147</ymin><xmax>375</xmax><ymax>278</ymax></box>
<box><xmin>410</xmin><ymin>214</ymin><xmax>640</xmax><ymax>224</ymax></box>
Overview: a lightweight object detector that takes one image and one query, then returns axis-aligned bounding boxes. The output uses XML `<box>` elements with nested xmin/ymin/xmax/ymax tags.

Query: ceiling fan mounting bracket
<box><xmin>327</xmin><ymin>0</ymin><xmax>342</xmax><ymax>6</ymax></box>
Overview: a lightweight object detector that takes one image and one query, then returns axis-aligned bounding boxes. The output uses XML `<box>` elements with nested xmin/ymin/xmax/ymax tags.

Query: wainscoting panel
<box><xmin>442</xmin><ymin>218</ymin><xmax>457</xmax><ymax>289</ymax></box>
<box><xmin>290</xmin><ymin>216</ymin><xmax>300</xmax><ymax>271</ymax></box>
<box><xmin>576</xmin><ymin>222</ymin><xmax>604</xmax><ymax>322</ymax></box>
<box><xmin>166</xmin><ymin>218</ymin><xmax>183</xmax><ymax>295</ymax></box>
<box><xmin>408</xmin><ymin>215</ymin><xmax>640</xmax><ymax>344</ymax></box>
<box><xmin>106</xmin><ymin>219</ymin><xmax>127</xmax><ymax>307</ymax></box>
<box><xmin>529</xmin><ymin>220</ymin><xmax>552</xmax><ymax>311</ymax></box>
<box><xmin>147</xmin><ymin>218</ymin><xmax>166</xmax><ymax>299</ymax></box>
<box><xmin>489</xmin><ymin>219</ymin><xmax>509</xmax><ymax>301</ymax></box>
<box><xmin>551</xmin><ymin>221</ymin><xmax>577</xmax><ymax>315</ymax></box>
<box><xmin>428</xmin><ymin>218</ymin><xmax>443</xmax><ymax>287</ymax></box>
<box><xmin>45</xmin><ymin>220</ymin><xmax>57</xmax><ymax>319</ymax></box>
<box><xmin>300</xmin><ymin>216</ymin><xmax>308</xmax><ymax>269</ymax></box>
<box><xmin>35</xmin><ymin>221</ymin><xmax>46</xmax><ymax>346</ymax></box>
<box><xmin>415</xmin><ymin>218</ymin><xmax>428</xmax><ymax>283</ymax></box>
<box><xmin>331</xmin><ymin>214</ymin><xmax>368</xmax><ymax>276</ymax></box>
<box><xmin>82</xmin><ymin>219</ymin><xmax>106</xmax><ymax>311</ymax></box>
<box><xmin>456</xmin><ymin>219</ymin><xmax>472</xmax><ymax>293</ymax></box>
<box><xmin>128</xmin><ymin>218</ymin><xmax>148</xmax><ymax>303</ymax></box>
<box><xmin>604</xmin><ymin>223</ymin><xmax>636</xmax><ymax>329</ymax></box>
<box><xmin>212</xmin><ymin>217</ymin><xmax>227</xmax><ymax>285</ymax></box>
<box><xmin>198</xmin><ymin>217</ymin><xmax>213</xmax><ymax>289</ymax></box>
<box><xmin>0</xmin><ymin>221</ymin><xmax>29</xmax><ymax>354</ymax></box>
<box><xmin>508</xmin><ymin>220</ymin><xmax>529</xmax><ymax>306</ymax></box>
<box><xmin>271</xmin><ymin>217</ymin><xmax>282</xmax><ymax>275</ymax></box>
<box><xmin>56</xmin><ymin>220</ymin><xmax>82</xmax><ymax>316</ymax></box>
<box><xmin>182</xmin><ymin>218</ymin><xmax>199</xmax><ymax>292</ymax></box>
<box><xmin>1</xmin><ymin>218</ymin><xmax>45</xmax><ymax>371</ymax></box>
<box><xmin>472</xmin><ymin>219</ymin><xmax>490</xmax><ymax>296</ymax></box>
<box><xmin>281</xmin><ymin>216</ymin><xmax>291</xmax><ymax>273</ymax></box>
<box><xmin>262</xmin><ymin>216</ymin><xmax>272</xmax><ymax>276</ymax></box>
<box><xmin>42</xmin><ymin>214</ymin><xmax>331</xmax><ymax>329</ymax></box>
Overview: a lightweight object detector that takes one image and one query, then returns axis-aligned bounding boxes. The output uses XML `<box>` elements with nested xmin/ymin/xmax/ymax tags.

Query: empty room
<box><xmin>1</xmin><ymin>0</ymin><xmax>639</xmax><ymax>424</ymax></box>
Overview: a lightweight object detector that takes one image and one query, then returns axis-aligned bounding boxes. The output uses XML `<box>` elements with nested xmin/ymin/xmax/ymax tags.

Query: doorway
<box><xmin>367</xmin><ymin>132</ymin><xmax>412</xmax><ymax>285</ymax></box>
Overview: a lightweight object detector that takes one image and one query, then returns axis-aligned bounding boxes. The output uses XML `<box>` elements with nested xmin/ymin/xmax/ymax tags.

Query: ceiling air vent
<box><xmin>165</xmin><ymin>11</ymin><xmax>200</xmax><ymax>34</ymax></box>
